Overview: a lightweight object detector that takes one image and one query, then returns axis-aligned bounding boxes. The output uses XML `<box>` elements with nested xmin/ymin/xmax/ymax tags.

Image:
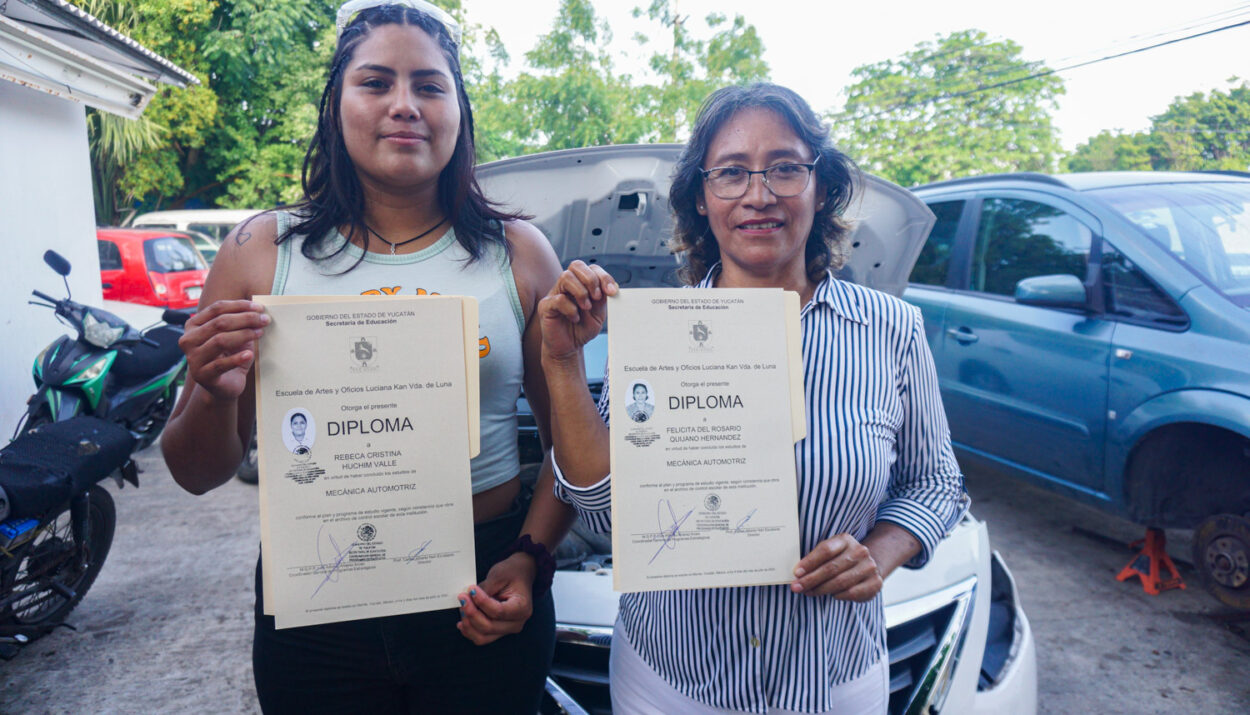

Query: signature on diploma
<box><xmin>405</xmin><ymin>539</ymin><xmax>433</xmax><ymax>563</ymax></box>
<box><xmin>733</xmin><ymin>508</ymin><xmax>758</xmax><ymax>533</ymax></box>
<box><xmin>311</xmin><ymin>524</ymin><xmax>359</xmax><ymax>599</ymax></box>
<box><xmin>650</xmin><ymin>499</ymin><xmax>694</xmax><ymax>565</ymax></box>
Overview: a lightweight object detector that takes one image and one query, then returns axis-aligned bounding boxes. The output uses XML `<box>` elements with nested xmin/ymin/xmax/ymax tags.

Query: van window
<box><xmin>189</xmin><ymin>223</ymin><xmax>230</xmax><ymax>241</ymax></box>
<box><xmin>970</xmin><ymin>198</ymin><xmax>1091</xmax><ymax>297</ymax></box>
<box><xmin>1101</xmin><ymin>242</ymin><xmax>1187</xmax><ymax>328</ymax></box>
<box><xmin>911</xmin><ymin>200</ymin><xmax>964</xmax><ymax>286</ymax></box>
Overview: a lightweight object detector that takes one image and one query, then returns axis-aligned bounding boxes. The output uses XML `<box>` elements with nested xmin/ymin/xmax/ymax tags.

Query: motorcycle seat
<box><xmin>112</xmin><ymin>325</ymin><xmax>183</xmax><ymax>385</ymax></box>
<box><xmin>0</xmin><ymin>417</ymin><xmax>134</xmax><ymax>520</ymax></box>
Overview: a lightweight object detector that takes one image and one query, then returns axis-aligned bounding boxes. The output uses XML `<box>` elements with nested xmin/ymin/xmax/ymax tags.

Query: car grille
<box><xmin>549</xmin><ymin>630</ymin><xmax>612</xmax><ymax>715</ymax></box>
<box><xmin>886</xmin><ymin>602</ymin><xmax>957</xmax><ymax>714</ymax></box>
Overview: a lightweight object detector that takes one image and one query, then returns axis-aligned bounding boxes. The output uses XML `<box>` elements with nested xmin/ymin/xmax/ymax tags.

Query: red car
<box><xmin>97</xmin><ymin>228</ymin><xmax>207</xmax><ymax>310</ymax></box>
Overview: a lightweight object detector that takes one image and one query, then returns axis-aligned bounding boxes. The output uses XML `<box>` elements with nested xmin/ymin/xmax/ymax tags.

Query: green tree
<box><xmin>1064</xmin><ymin>130</ymin><xmax>1154</xmax><ymax>172</ymax></box>
<box><xmin>502</xmin><ymin>0</ymin><xmax>648</xmax><ymax>152</ymax></box>
<box><xmin>74</xmin><ymin>0</ymin><xmax>334</xmax><ymax>217</ymax></box>
<box><xmin>632</xmin><ymin>1</ymin><xmax>768</xmax><ymax>142</ymax></box>
<box><xmin>1150</xmin><ymin>81</ymin><xmax>1250</xmax><ymax>171</ymax></box>
<box><xmin>1066</xmin><ymin>81</ymin><xmax>1250</xmax><ymax>173</ymax></box>
<box><xmin>198</xmin><ymin>0</ymin><xmax>336</xmax><ymax>208</ymax></box>
<box><xmin>834</xmin><ymin>29</ymin><xmax>1065</xmax><ymax>187</ymax></box>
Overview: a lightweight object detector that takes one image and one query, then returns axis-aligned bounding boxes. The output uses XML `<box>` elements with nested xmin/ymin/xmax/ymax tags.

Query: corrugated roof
<box><xmin>4</xmin><ymin>0</ymin><xmax>198</xmax><ymax>87</ymax></box>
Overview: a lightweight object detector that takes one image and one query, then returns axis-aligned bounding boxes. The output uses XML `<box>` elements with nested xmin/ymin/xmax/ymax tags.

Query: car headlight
<box><xmin>83</xmin><ymin>312</ymin><xmax>124</xmax><ymax>349</ymax></box>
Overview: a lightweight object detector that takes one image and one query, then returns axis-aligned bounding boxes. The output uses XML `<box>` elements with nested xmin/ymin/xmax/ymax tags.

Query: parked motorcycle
<box><xmin>0</xmin><ymin>416</ymin><xmax>137</xmax><ymax>658</ymax></box>
<box><xmin>19</xmin><ymin>250</ymin><xmax>189</xmax><ymax>447</ymax></box>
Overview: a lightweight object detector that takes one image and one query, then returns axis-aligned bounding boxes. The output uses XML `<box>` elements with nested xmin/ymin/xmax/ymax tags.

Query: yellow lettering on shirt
<box><xmin>359</xmin><ymin>286</ymin><xmax>490</xmax><ymax>359</ymax></box>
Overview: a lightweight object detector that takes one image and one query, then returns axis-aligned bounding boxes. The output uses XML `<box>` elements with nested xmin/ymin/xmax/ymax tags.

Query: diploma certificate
<box><xmin>254</xmin><ymin>295</ymin><xmax>478</xmax><ymax>628</ymax></box>
<box><xmin>608</xmin><ymin>288</ymin><xmax>803</xmax><ymax>592</ymax></box>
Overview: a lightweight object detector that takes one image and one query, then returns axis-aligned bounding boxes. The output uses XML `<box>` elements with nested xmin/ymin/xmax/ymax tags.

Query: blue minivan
<box><xmin>905</xmin><ymin>171</ymin><xmax>1250</xmax><ymax>608</ymax></box>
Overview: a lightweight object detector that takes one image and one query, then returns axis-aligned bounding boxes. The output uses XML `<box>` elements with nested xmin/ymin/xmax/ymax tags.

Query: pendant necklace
<box><xmin>366</xmin><ymin>217</ymin><xmax>447</xmax><ymax>255</ymax></box>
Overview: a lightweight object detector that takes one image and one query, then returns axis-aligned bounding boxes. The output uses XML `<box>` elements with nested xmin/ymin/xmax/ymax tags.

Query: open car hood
<box><xmin>477</xmin><ymin>144</ymin><xmax>934</xmax><ymax>297</ymax></box>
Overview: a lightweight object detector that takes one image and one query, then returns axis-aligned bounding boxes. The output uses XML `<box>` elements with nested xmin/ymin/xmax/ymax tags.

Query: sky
<box><xmin>458</xmin><ymin>0</ymin><xmax>1250</xmax><ymax>150</ymax></box>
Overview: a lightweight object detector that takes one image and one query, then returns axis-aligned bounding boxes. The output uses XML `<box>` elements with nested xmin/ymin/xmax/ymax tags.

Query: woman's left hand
<box><xmin>456</xmin><ymin>553</ymin><xmax>537</xmax><ymax>645</ymax></box>
<box><xmin>791</xmin><ymin>534</ymin><xmax>884</xmax><ymax>602</ymax></box>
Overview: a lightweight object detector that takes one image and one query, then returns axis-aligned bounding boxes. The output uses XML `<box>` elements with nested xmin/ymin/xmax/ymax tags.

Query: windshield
<box><xmin>1092</xmin><ymin>181</ymin><xmax>1250</xmax><ymax>306</ymax></box>
<box><xmin>143</xmin><ymin>236</ymin><xmax>206</xmax><ymax>273</ymax></box>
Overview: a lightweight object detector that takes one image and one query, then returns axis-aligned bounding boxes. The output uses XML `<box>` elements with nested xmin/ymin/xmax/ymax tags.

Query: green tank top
<box><xmin>272</xmin><ymin>211</ymin><xmax>526</xmax><ymax>494</ymax></box>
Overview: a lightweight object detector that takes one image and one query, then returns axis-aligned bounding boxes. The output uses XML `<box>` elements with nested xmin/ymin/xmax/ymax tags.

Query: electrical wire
<box><xmin>835</xmin><ymin>7</ymin><xmax>1250</xmax><ymax>121</ymax></box>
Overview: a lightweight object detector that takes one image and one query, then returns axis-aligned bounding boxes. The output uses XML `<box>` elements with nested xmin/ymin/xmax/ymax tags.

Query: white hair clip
<box><xmin>335</xmin><ymin>0</ymin><xmax>462</xmax><ymax>45</ymax></box>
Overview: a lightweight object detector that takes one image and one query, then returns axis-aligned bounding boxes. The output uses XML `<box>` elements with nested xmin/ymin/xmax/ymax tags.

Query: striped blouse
<box><xmin>552</xmin><ymin>267</ymin><xmax>969</xmax><ymax>714</ymax></box>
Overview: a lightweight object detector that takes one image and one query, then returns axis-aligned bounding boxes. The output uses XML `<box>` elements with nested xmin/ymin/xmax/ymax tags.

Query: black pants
<box><xmin>253</xmin><ymin>493</ymin><xmax>555</xmax><ymax>714</ymax></box>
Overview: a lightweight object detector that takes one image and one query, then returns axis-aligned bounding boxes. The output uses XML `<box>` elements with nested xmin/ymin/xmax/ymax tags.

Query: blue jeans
<box><xmin>252</xmin><ymin>492</ymin><xmax>555</xmax><ymax>714</ymax></box>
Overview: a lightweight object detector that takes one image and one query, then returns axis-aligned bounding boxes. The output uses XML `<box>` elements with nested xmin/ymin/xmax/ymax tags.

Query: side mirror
<box><xmin>1015</xmin><ymin>274</ymin><xmax>1087</xmax><ymax>309</ymax></box>
<box><xmin>43</xmin><ymin>250</ymin><xmax>72</xmax><ymax>277</ymax></box>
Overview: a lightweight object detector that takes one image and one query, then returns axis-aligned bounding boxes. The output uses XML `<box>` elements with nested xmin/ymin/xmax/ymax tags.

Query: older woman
<box><xmin>539</xmin><ymin>83</ymin><xmax>968</xmax><ymax>714</ymax></box>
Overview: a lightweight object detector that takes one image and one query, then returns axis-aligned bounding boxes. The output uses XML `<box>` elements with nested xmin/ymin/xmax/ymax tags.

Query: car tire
<box><xmin>1192</xmin><ymin>513</ymin><xmax>1250</xmax><ymax>610</ymax></box>
<box><xmin>236</xmin><ymin>426</ymin><xmax>258</xmax><ymax>484</ymax></box>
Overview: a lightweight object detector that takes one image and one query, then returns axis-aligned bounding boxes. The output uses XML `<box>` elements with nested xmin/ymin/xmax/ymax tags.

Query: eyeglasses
<box><xmin>699</xmin><ymin>154</ymin><xmax>820</xmax><ymax>200</ymax></box>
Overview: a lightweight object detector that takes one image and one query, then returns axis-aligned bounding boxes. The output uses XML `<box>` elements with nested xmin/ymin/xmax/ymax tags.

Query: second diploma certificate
<box><xmin>608</xmin><ymin>288</ymin><xmax>803</xmax><ymax>592</ymax></box>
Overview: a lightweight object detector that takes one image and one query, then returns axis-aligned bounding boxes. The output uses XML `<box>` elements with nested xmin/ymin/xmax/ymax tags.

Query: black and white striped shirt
<box><xmin>553</xmin><ymin>267</ymin><xmax>968</xmax><ymax>713</ymax></box>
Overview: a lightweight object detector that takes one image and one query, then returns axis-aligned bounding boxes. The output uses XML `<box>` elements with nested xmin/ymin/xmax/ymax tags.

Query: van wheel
<box><xmin>1192</xmin><ymin>514</ymin><xmax>1250</xmax><ymax>610</ymax></box>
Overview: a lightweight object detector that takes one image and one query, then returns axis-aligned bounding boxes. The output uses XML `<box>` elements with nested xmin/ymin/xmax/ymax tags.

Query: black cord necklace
<box><xmin>365</xmin><ymin>217</ymin><xmax>447</xmax><ymax>255</ymax></box>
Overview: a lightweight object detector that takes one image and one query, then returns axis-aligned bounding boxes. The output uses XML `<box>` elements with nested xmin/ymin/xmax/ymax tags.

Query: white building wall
<box><xmin>0</xmin><ymin>80</ymin><xmax>102</xmax><ymax>437</ymax></box>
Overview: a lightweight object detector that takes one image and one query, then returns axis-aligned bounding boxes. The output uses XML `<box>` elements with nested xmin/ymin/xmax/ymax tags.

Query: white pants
<box><xmin>609</xmin><ymin>621</ymin><xmax>890</xmax><ymax>715</ymax></box>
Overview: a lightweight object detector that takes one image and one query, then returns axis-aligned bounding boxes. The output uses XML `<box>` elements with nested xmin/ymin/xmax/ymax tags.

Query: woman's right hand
<box><xmin>178</xmin><ymin>300</ymin><xmax>270</xmax><ymax>401</ymax></box>
<box><xmin>538</xmin><ymin>260</ymin><xmax>617</xmax><ymax>363</ymax></box>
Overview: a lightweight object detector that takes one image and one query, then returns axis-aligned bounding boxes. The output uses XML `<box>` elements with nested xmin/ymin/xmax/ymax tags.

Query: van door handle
<box><xmin>947</xmin><ymin>327</ymin><xmax>979</xmax><ymax>344</ymax></box>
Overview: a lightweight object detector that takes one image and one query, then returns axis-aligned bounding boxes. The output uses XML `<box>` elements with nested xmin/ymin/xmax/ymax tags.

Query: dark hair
<box><xmin>280</xmin><ymin>4</ymin><xmax>523</xmax><ymax>267</ymax></box>
<box><xmin>290</xmin><ymin>412</ymin><xmax>307</xmax><ymax>425</ymax></box>
<box><xmin>668</xmin><ymin>82</ymin><xmax>859</xmax><ymax>285</ymax></box>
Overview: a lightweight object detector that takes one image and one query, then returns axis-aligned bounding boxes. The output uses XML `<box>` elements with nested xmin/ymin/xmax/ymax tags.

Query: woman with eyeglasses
<box><xmin>539</xmin><ymin>83</ymin><xmax>968</xmax><ymax>714</ymax></box>
<box><xmin>161</xmin><ymin>2</ymin><xmax>572</xmax><ymax>712</ymax></box>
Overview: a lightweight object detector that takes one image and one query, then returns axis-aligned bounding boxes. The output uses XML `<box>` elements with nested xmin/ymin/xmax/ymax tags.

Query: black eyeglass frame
<box><xmin>698</xmin><ymin>153</ymin><xmax>822</xmax><ymax>200</ymax></box>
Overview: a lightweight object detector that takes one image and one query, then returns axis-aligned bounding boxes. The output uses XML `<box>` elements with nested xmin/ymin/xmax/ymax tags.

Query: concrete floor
<box><xmin>1</xmin><ymin>447</ymin><xmax>1247</xmax><ymax>714</ymax></box>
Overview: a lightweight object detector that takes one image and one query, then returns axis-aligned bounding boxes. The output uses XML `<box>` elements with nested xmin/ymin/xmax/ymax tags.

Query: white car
<box><xmin>478</xmin><ymin>145</ymin><xmax>1038</xmax><ymax>715</ymax></box>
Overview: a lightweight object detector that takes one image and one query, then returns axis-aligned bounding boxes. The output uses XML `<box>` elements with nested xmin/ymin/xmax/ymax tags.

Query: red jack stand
<box><xmin>1117</xmin><ymin>527</ymin><xmax>1186</xmax><ymax>595</ymax></box>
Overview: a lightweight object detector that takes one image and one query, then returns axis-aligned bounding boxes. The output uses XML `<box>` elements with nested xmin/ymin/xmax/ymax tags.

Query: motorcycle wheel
<box><xmin>0</xmin><ymin>485</ymin><xmax>116</xmax><ymax>630</ymax></box>
<box><xmin>236</xmin><ymin>424</ymin><xmax>259</xmax><ymax>484</ymax></box>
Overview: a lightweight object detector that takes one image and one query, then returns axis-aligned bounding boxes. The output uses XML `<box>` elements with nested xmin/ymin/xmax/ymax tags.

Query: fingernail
<box><xmin>259</xmin><ymin>314</ymin><xmax>271</xmax><ymax>324</ymax></box>
<box><xmin>459</xmin><ymin>598</ymin><xmax>465</xmax><ymax>606</ymax></box>
<box><xmin>791</xmin><ymin>582</ymin><xmax>803</xmax><ymax>593</ymax></box>
<box><xmin>469</xmin><ymin>588</ymin><xmax>476</xmax><ymax>596</ymax></box>
<box><xmin>794</xmin><ymin>567</ymin><xmax>805</xmax><ymax>577</ymax></box>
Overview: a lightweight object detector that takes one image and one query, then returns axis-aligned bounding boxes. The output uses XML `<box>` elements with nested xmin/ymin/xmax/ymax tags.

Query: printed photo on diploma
<box><xmin>282</xmin><ymin>408</ymin><xmax>316</xmax><ymax>457</ymax></box>
<box><xmin>626</xmin><ymin>380</ymin><xmax>656</xmax><ymax>423</ymax></box>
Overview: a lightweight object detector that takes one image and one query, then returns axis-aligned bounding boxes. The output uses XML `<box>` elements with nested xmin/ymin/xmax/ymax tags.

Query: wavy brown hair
<box><xmin>669</xmin><ymin>83</ymin><xmax>859</xmax><ymax>285</ymax></box>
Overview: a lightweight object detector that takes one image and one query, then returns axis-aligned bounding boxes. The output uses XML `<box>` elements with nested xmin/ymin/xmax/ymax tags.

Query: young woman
<box><xmin>161</xmin><ymin>3</ymin><xmax>572</xmax><ymax>712</ymax></box>
<box><xmin>539</xmin><ymin>83</ymin><xmax>969</xmax><ymax>714</ymax></box>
